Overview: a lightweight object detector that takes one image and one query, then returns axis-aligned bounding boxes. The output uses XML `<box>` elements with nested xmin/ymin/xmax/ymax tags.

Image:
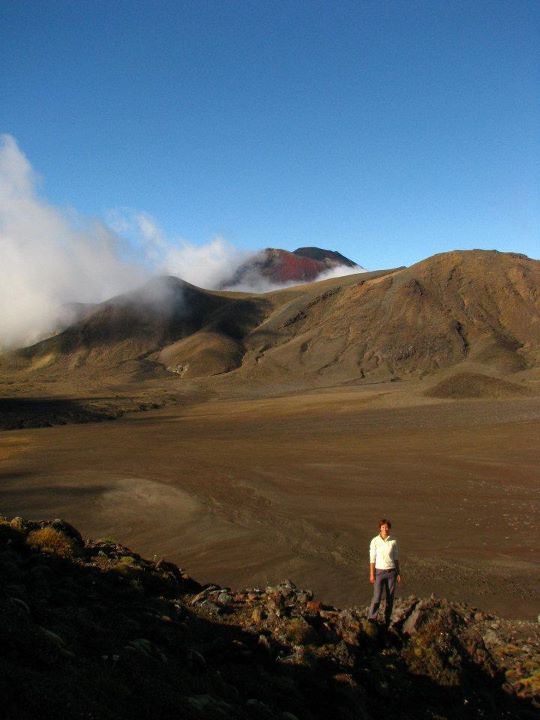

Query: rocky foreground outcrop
<box><xmin>1</xmin><ymin>517</ymin><xmax>539</xmax><ymax>719</ymax></box>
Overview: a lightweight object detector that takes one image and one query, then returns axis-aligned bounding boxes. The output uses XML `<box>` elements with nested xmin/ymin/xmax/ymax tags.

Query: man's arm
<box><xmin>394</xmin><ymin>542</ymin><xmax>401</xmax><ymax>583</ymax></box>
<box><xmin>369</xmin><ymin>538</ymin><xmax>376</xmax><ymax>583</ymax></box>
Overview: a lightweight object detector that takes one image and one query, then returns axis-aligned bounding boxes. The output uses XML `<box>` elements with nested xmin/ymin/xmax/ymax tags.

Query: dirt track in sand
<box><xmin>0</xmin><ymin>383</ymin><xmax>539</xmax><ymax>620</ymax></box>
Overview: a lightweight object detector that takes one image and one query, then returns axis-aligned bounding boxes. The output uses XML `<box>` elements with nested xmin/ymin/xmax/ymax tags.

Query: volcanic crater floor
<box><xmin>0</xmin><ymin>381</ymin><xmax>539</xmax><ymax>621</ymax></box>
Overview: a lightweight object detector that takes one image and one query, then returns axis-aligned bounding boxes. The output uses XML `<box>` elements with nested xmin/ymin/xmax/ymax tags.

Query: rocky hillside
<box><xmin>3</xmin><ymin>250</ymin><xmax>539</xmax><ymax>389</ymax></box>
<box><xmin>292</xmin><ymin>247</ymin><xmax>358</xmax><ymax>268</ymax></box>
<box><xmin>243</xmin><ymin>249</ymin><xmax>540</xmax><ymax>385</ymax></box>
<box><xmin>1</xmin><ymin>516</ymin><xmax>538</xmax><ymax>719</ymax></box>
<box><xmin>6</xmin><ymin>275</ymin><xmax>271</xmax><ymax>379</ymax></box>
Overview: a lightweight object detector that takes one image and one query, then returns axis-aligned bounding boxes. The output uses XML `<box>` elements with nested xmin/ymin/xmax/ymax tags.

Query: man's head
<box><xmin>379</xmin><ymin>518</ymin><xmax>391</xmax><ymax>539</ymax></box>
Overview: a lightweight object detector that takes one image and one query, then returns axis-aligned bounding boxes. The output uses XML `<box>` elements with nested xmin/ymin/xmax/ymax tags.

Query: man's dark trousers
<box><xmin>368</xmin><ymin>569</ymin><xmax>397</xmax><ymax>624</ymax></box>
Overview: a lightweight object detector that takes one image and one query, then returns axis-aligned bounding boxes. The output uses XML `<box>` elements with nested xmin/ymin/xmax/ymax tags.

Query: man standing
<box><xmin>368</xmin><ymin>518</ymin><xmax>401</xmax><ymax>626</ymax></box>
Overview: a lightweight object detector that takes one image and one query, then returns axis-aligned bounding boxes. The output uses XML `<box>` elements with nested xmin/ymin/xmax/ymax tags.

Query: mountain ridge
<box><xmin>293</xmin><ymin>246</ymin><xmax>358</xmax><ymax>267</ymax></box>
<box><xmin>2</xmin><ymin>249</ymin><xmax>539</xmax><ymax>392</ymax></box>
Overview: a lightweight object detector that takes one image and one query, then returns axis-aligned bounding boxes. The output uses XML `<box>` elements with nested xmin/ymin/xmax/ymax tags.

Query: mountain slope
<box><xmin>12</xmin><ymin>276</ymin><xmax>270</xmax><ymax>378</ymax></box>
<box><xmin>293</xmin><ymin>246</ymin><xmax>357</xmax><ymax>267</ymax></box>
<box><xmin>239</xmin><ymin>250</ymin><xmax>540</xmax><ymax>385</ymax></box>
<box><xmin>3</xmin><ymin>250</ymin><xmax>539</xmax><ymax>388</ymax></box>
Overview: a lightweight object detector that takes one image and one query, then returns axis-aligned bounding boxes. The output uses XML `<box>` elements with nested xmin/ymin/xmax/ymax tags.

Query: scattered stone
<box><xmin>360</xmin><ymin>618</ymin><xmax>379</xmax><ymax>639</ymax></box>
<box><xmin>49</xmin><ymin>518</ymin><xmax>84</xmax><ymax>546</ymax></box>
<box><xmin>401</xmin><ymin>599</ymin><xmax>428</xmax><ymax>635</ymax></box>
<box><xmin>217</xmin><ymin>592</ymin><xmax>234</xmax><ymax>606</ymax></box>
<box><xmin>201</xmin><ymin>600</ymin><xmax>222</xmax><ymax>614</ymax></box>
<box><xmin>188</xmin><ymin>648</ymin><xmax>207</xmax><ymax>671</ymax></box>
<box><xmin>187</xmin><ymin>694</ymin><xmax>234</xmax><ymax>717</ymax></box>
<box><xmin>482</xmin><ymin>629</ymin><xmax>501</xmax><ymax>646</ymax></box>
<box><xmin>257</xmin><ymin>634</ymin><xmax>272</xmax><ymax>654</ymax></box>
<box><xmin>9</xmin><ymin>596</ymin><xmax>30</xmax><ymax>614</ymax></box>
<box><xmin>246</xmin><ymin>698</ymin><xmax>274</xmax><ymax>718</ymax></box>
<box><xmin>1</xmin><ymin>513</ymin><xmax>538</xmax><ymax>720</ymax></box>
<box><xmin>9</xmin><ymin>517</ymin><xmax>26</xmax><ymax>531</ymax></box>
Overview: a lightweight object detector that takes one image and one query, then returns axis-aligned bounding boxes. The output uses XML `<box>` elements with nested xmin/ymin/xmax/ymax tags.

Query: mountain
<box><xmin>224</xmin><ymin>246</ymin><xmax>361</xmax><ymax>288</ymax></box>
<box><xmin>1</xmin><ymin>515</ymin><xmax>538</xmax><ymax>719</ymax></box>
<box><xmin>293</xmin><ymin>246</ymin><xmax>358</xmax><ymax>267</ymax></box>
<box><xmin>242</xmin><ymin>249</ymin><xmax>540</xmax><ymax>387</ymax></box>
<box><xmin>10</xmin><ymin>275</ymin><xmax>270</xmax><ymax>379</ymax></box>
<box><xmin>4</xmin><ymin>250</ymin><xmax>540</xmax><ymax>390</ymax></box>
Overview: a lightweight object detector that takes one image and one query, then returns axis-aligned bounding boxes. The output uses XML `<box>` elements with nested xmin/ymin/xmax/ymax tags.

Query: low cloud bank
<box><xmin>113</xmin><ymin>212</ymin><xmax>364</xmax><ymax>294</ymax></box>
<box><xmin>108</xmin><ymin>209</ymin><xmax>250</xmax><ymax>291</ymax></box>
<box><xmin>0</xmin><ymin>136</ymin><xmax>362</xmax><ymax>350</ymax></box>
<box><xmin>0</xmin><ymin>135</ymin><xmax>146</xmax><ymax>349</ymax></box>
<box><xmin>224</xmin><ymin>256</ymin><xmax>363</xmax><ymax>294</ymax></box>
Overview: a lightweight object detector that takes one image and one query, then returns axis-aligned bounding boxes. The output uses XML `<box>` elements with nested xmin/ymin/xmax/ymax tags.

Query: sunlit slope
<box><xmin>241</xmin><ymin>250</ymin><xmax>540</xmax><ymax>385</ymax></box>
<box><xmin>8</xmin><ymin>276</ymin><xmax>270</xmax><ymax>379</ymax></box>
<box><xmin>4</xmin><ymin>250</ymin><xmax>539</xmax><ymax>387</ymax></box>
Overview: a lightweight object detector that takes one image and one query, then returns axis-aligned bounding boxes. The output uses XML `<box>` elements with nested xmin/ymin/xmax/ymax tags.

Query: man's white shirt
<box><xmin>369</xmin><ymin>534</ymin><xmax>399</xmax><ymax>570</ymax></box>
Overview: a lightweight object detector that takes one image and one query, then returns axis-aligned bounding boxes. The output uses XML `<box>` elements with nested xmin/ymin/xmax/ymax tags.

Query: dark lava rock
<box><xmin>0</xmin><ymin>514</ymin><xmax>538</xmax><ymax>720</ymax></box>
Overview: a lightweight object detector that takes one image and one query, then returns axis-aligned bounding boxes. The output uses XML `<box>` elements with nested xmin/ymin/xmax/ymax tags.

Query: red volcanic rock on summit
<box><xmin>226</xmin><ymin>246</ymin><xmax>360</xmax><ymax>287</ymax></box>
<box><xmin>265</xmin><ymin>249</ymin><xmax>324</xmax><ymax>282</ymax></box>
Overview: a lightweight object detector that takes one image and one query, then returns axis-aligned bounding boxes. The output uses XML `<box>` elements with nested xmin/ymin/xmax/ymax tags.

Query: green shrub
<box><xmin>112</xmin><ymin>555</ymin><xmax>142</xmax><ymax>576</ymax></box>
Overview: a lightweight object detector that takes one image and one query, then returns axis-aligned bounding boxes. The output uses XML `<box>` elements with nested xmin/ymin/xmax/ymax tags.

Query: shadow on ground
<box><xmin>0</xmin><ymin>517</ymin><xmax>537</xmax><ymax>720</ymax></box>
<box><xmin>0</xmin><ymin>397</ymin><xmax>123</xmax><ymax>430</ymax></box>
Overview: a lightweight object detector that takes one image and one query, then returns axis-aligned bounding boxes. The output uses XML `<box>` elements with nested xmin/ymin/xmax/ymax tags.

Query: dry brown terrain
<box><xmin>1</xmin><ymin>250</ymin><xmax>539</xmax><ymax>621</ymax></box>
<box><xmin>0</xmin><ymin>381</ymin><xmax>538</xmax><ymax>621</ymax></box>
<box><xmin>6</xmin><ymin>249</ymin><xmax>538</xmax><ymax>389</ymax></box>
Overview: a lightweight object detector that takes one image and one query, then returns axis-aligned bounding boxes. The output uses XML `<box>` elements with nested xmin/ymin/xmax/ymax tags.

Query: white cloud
<box><xmin>315</xmin><ymin>263</ymin><xmax>366</xmax><ymax>282</ymax></box>
<box><xmin>135</xmin><ymin>212</ymin><xmax>167</xmax><ymax>250</ymax></box>
<box><xmin>110</xmin><ymin>209</ymin><xmax>365</xmax><ymax>293</ymax></box>
<box><xmin>163</xmin><ymin>235</ymin><xmax>249</xmax><ymax>288</ymax></box>
<box><xmin>223</xmin><ymin>260</ymin><xmax>364</xmax><ymax>294</ymax></box>
<box><xmin>108</xmin><ymin>208</ymin><xmax>252</xmax><ymax>289</ymax></box>
<box><xmin>0</xmin><ymin>134</ymin><xmax>145</xmax><ymax>349</ymax></box>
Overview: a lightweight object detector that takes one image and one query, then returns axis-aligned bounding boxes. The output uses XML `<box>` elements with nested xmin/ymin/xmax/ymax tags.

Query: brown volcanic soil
<box><xmin>425</xmin><ymin>372</ymin><xmax>532</xmax><ymax>399</ymax></box>
<box><xmin>0</xmin><ymin>382</ymin><xmax>539</xmax><ymax>622</ymax></box>
<box><xmin>235</xmin><ymin>249</ymin><xmax>540</xmax><ymax>386</ymax></box>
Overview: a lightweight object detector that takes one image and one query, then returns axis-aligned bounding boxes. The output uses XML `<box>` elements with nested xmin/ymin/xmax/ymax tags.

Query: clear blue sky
<box><xmin>1</xmin><ymin>0</ymin><xmax>538</xmax><ymax>269</ymax></box>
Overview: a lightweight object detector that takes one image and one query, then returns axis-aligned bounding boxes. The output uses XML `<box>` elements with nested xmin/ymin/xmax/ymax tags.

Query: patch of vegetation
<box><xmin>111</xmin><ymin>555</ymin><xmax>142</xmax><ymax>575</ymax></box>
<box><xmin>27</xmin><ymin>527</ymin><xmax>77</xmax><ymax>557</ymax></box>
<box><xmin>284</xmin><ymin>617</ymin><xmax>319</xmax><ymax>646</ymax></box>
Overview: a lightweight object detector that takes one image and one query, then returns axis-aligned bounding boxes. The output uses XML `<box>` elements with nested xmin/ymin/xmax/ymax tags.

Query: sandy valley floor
<box><xmin>1</xmin><ymin>381</ymin><xmax>539</xmax><ymax>621</ymax></box>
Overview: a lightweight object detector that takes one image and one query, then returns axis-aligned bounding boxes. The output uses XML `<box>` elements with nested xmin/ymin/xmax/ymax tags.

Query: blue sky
<box><xmin>1</xmin><ymin>0</ymin><xmax>539</xmax><ymax>269</ymax></box>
